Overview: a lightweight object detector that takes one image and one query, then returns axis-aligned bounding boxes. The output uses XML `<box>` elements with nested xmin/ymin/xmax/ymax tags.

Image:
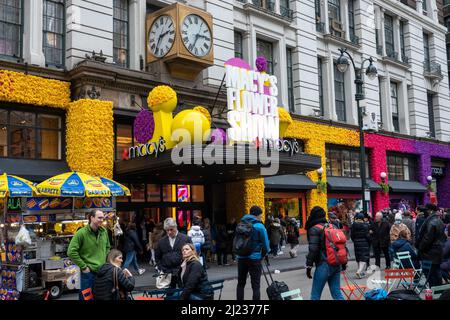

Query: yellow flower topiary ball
<box><xmin>147</xmin><ymin>85</ymin><xmax>177</xmax><ymax>112</ymax></box>
<box><xmin>171</xmin><ymin>110</ymin><xmax>211</xmax><ymax>144</ymax></box>
<box><xmin>193</xmin><ymin>106</ymin><xmax>211</xmax><ymax>124</ymax></box>
<box><xmin>278</xmin><ymin>107</ymin><xmax>293</xmax><ymax>138</ymax></box>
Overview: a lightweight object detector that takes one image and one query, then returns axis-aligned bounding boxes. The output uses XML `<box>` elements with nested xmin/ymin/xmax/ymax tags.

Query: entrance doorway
<box><xmin>265</xmin><ymin>192</ymin><xmax>307</xmax><ymax>233</ymax></box>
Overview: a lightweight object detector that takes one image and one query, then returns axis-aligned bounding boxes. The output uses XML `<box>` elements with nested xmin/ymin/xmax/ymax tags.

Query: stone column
<box><xmin>274</xmin><ymin>0</ymin><xmax>280</xmax><ymax>14</ymax></box>
<box><xmin>393</xmin><ymin>16</ymin><xmax>401</xmax><ymax>59</ymax></box>
<box><xmin>417</xmin><ymin>0</ymin><xmax>424</xmax><ymax>14</ymax></box>
<box><xmin>324</xmin><ymin>0</ymin><xmax>330</xmax><ymax>34</ymax></box>
<box><xmin>399</xmin><ymin>81</ymin><xmax>410</xmax><ymax>135</ymax></box>
<box><xmin>129</xmin><ymin>0</ymin><xmax>146</xmax><ymax>71</ymax></box>
<box><xmin>23</xmin><ymin>0</ymin><xmax>45</xmax><ymax>66</ymax></box>
<box><xmin>342</xmin><ymin>0</ymin><xmax>350</xmax><ymax>41</ymax></box>
<box><xmin>326</xmin><ymin>52</ymin><xmax>338</xmax><ymax>121</ymax></box>
<box><xmin>380</xmin><ymin>8</ymin><xmax>387</xmax><ymax>56</ymax></box>
<box><xmin>278</xmin><ymin>37</ymin><xmax>288</xmax><ymax>109</ymax></box>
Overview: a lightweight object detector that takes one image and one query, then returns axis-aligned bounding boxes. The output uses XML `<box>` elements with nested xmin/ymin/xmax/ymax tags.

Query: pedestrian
<box><xmin>351</xmin><ymin>212</ymin><xmax>371</xmax><ymax>278</ymax></box>
<box><xmin>215</xmin><ymin>224</ymin><xmax>229</xmax><ymax>266</ymax></box>
<box><xmin>155</xmin><ymin>218</ymin><xmax>192</xmax><ymax>288</ymax></box>
<box><xmin>68</xmin><ymin>210</ymin><xmax>110</xmax><ymax>300</ymax></box>
<box><xmin>369</xmin><ymin>211</ymin><xmax>391</xmax><ymax>269</ymax></box>
<box><xmin>329</xmin><ymin>212</ymin><xmax>343</xmax><ymax>229</ymax></box>
<box><xmin>148</xmin><ymin>222</ymin><xmax>164</xmax><ymax>266</ymax></box>
<box><xmin>178</xmin><ymin>243</ymin><xmax>214</xmax><ymax>300</ymax></box>
<box><xmin>236</xmin><ymin>205</ymin><xmax>270</xmax><ymax>301</ymax></box>
<box><xmin>390</xmin><ymin>212</ymin><xmax>411</xmax><ymax>243</ymax></box>
<box><xmin>201</xmin><ymin>218</ymin><xmax>213</xmax><ymax>269</ymax></box>
<box><xmin>188</xmin><ymin>220</ymin><xmax>205</xmax><ymax>264</ymax></box>
<box><xmin>93</xmin><ymin>249</ymin><xmax>135</xmax><ymax>300</ymax></box>
<box><xmin>269</xmin><ymin>218</ymin><xmax>284</xmax><ymax>257</ymax></box>
<box><xmin>279</xmin><ymin>214</ymin><xmax>287</xmax><ymax>250</ymax></box>
<box><xmin>416</xmin><ymin>204</ymin><xmax>446</xmax><ymax>287</ymax></box>
<box><xmin>305</xmin><ymin>206</ymin><xmax>345</xmax><ymax>300</ymax></box>
<box><xmin>286</xmin><ymin>217</ymin><xmax>300</xmax><ymax>258</ymax></box>
<box><xmin>391</xmin><ymin>229</ymin><xmax>420</xmax><ymax>270</ymax></box>
<box><xmin>226</xmin><ymin>217</ymin><xmax>237</xmax><ymax>263</ymax></box>
<box><xmin>415</xmin><ymin>205</ymin><xmax>427</xmax><ymax>245</ymax></box>
<box><xmin>123</xmin><ymin>223</ymin><xmax>146</xmax><ymax>275</ymax></box>
<box><xmin>440</xmin><ymin>224</ymin><xmax>450</xmax><ymax>284</ymax></box>
<box><xmin>402</xmin><ymin>211</ymin><xmax>416</xmax><ymax>244</ymax></box>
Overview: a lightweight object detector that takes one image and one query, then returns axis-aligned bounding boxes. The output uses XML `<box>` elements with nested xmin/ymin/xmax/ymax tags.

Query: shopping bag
<box><xmin>156</xmin><ymin>272</ymin><xmax>172</xmax><ymax>289</ymax></box>
<box><xmin>15</xmin><ymin>225</ymin><xmax>32</xmax><ymax>246</ymax></box>
<box><xmin>113</xmin><ymin>222</ymin><xmax>123</xmax><ymax>237</ymax></box>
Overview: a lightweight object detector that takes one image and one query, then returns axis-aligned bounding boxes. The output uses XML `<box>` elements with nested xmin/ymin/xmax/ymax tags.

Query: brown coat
<box><xmin>150</xmin><ymin>227</ymin><xmax>165</xmax><ymax>250</ymax></box>
<box><xmin>390</xmin><ymin>223</ymin><xmax>411</xmax><ymax>243</ymax></box>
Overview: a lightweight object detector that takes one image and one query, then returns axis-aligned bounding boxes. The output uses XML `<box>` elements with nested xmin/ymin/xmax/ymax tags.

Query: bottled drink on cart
<box><xmin>424</xmin><ymin>289</ymin><xmax>433</xmax><ymax>300</ymax></box>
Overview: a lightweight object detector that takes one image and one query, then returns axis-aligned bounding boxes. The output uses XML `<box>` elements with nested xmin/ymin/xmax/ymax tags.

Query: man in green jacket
<box><xmin>68</xmin><ymin>210</ymin><xmax>110</xmax><ymax>300</ymax></box>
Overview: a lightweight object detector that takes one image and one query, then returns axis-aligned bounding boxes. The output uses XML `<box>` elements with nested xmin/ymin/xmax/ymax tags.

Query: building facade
<box><xmin>1</xmin><ymin>0</ymin><xmax>450</xmax><ymax>228</ymax></box>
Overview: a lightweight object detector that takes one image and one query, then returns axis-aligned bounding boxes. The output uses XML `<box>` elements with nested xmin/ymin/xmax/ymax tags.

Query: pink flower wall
<box><xmin>365</xmin><ymin>133</ymin><xmax>450</xmax><ymax>212</ymax></box>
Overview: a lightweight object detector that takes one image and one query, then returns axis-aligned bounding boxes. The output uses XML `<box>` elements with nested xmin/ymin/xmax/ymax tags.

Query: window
<box><xmin>315</xmin><ymin>0</ymin><xmax>321</xmax><ymax>20</ymax></box>
<box><xmin>146</xmin><ymin>184</ymin><xmax>161</xmax><ymax>202</ymax></box>
<box><xmin>318</xmin><ymin>57</ymin><xmax>324</xmax><ymax>116</ymax></box>
<box><xmin>427</xmin><ymin>92</ymin><xmax>435</xmax><ymax>138</ymax></box>
<box><xmin>348</xmin><ymin>0</ymin><xmax>355</xmax><ymax>41</ymax></box>
<box><xmin>113</xmin><ymin>0</ymin><xmax>129</xmax><ymax>67</ymax></box>
<box><xmin>0</xmin><ymin>108</ymin><xmax>63</xmax><ymax>160</ymax></box>
<box><xmin>115</xmin><ymin>123</ymin><xmax>133</xmax><ymax>160</ymax></box>
<box><xmin>234</xmin><ymin>31</ymin><xmax>243</xmax><ymax>59</ymax></box>
<box><xmin>43</xmin><ymin>0</ymin><xmax>64</xmax><ymax>67</ymax></box>
<box><xmin>400</xmin><ymin>21</ymin><xmax>406</xmax><ymax>63</ymax></box>
<box><xmin>257</xmin><ymin>39</ymin><xmax>273</xmax><ymax>74</ymax></box>
<box><xmin>445</xmin><ymin>17</ymin><xmax>450</xmax><ymax>32</ymax></box>
<box><xmin>326</xmin><ymin>146</ymin><xmax>369</xmax><ymax>178</ymax></box>
<box><xmin>280</xmin><ymin>0</ymin><xmax>291</xmax><ymax>18</ymax></box>
<box><xmin>0</xmin><ymin>0</ymin><xmax>22</xmax><ymax>58</ymax></box>
<box><xmin>334</xmin><ymin>63</ymin><xmax>346</xmax><ymax>122</ymax></box>
<box><xmin>387</xmin><ymin>153</ymin><xmax>417</xmax><ymax>181</ymax></box>
<box><xmin>252</xmin><ymin>0</ymin><xmax>275</xmax><ymax>12</ymax></box>
<box><xmin>390</xmin><ymin>82</ymin><xmax>399</xmax><ymax>132</ymax></box>
<box><xmin>384</xmin><ymin>14</ymin><xmax>395</xmax><ymax>58</ymax></box>
<box><xmin>286</xmin><ymin>48</ymin><xmax>294</xmax><ymax>112</ymax></box>
<box><xmin>422</xmin><ymin>0</ymin><xmax>428</xmax><ymax>16</ymax></box>
<box><xmin>328</xmin><ymin>0</ymin><xmax>341</xmax><ymax>21</ymax></box>
<box><xmin>423</xmin><ymin>33</ymin><xmax>430</xmax><ymax>70</ymax></box>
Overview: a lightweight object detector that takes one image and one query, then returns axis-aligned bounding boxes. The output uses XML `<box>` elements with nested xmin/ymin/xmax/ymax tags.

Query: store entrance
<box><xmin>265</xmin><ymin>192</ymin><xmax>307</xmax><ymax>233</ymax></box>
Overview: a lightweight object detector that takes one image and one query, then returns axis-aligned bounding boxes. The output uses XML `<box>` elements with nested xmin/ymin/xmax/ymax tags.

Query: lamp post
<box><xmin>336</xmin><ymin>48</ymin><xmax>378</xmax><ymax>215</ymax></box>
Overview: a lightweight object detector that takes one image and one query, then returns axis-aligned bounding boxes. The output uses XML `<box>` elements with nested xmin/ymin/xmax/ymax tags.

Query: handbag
<box><xmin>156</xmin><ymin>271</ymin><xmax>172</xmax><ymax>289</ymax></box>
<box><xmin>112</xmin><ymin>267</ymin><xmax>127</xmax><ymax>300</ymax></box>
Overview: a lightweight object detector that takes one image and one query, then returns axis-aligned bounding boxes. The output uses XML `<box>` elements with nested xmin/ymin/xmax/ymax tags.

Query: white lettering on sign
<box><xmin>225</xmin><ymin>64</ymin><xmax>279</xmax><ymax>143</ymax></box>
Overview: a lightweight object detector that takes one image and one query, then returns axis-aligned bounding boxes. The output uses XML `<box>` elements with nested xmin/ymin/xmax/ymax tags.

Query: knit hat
<box><xmin>395</xmin><ymin>212</ymin><xmax>402</xmax><ymax>221</ymax></box>
<box><xmin>355</xmin><ymin>213</ymin><xmax>364</xmax><ymax>220</ymax></box>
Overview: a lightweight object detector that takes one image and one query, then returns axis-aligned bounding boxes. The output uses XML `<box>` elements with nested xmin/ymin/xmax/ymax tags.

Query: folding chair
<box><xmin>431</xmin><ymin>283</ymin><xmax>450</xmax><ymax>299</ymax></box>
<box><xmin>340</xmin><ymin>271</ymin><xmax>367</xmax><ymax>300</ymax></box>
<box><xmin>146</xmin><ymin>288</ymin><xmax>183</xmax><ymax>300</ymax></box>
<box><xmin>129</xmin><ymin>290</ymin><xmax>164</xmax><ymax>300</ymax></box>
<box><xmin>210</xmin><ymin>279</ymin><xmax>224</xmax><ymax>300</ymax></box>
<box><xmin>395</xmin><ymin>251</ymin><xmax>422</xmax><ymax>287</ymax></box>
<box><xmin>81</xmin><ymin>288</ymin><xmax>94</xmax><ymax>300</ymax></box>
<box><xmin>414</xmin><ymin>260</ymin><xmax>432</xmax><ymax>294</ymax></box>
<box><xmin>281</xmin><ymin>288</ymin><xmax>303</xmax><ymax>300</ymax></box>
<box><xmin>384</xmin><ymin>269</ymin><xmax>415</xmax><ymax>293</ymax></box>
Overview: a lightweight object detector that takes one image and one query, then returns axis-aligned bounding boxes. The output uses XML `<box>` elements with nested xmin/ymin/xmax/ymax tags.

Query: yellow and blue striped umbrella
<box><xmin>0</xmin><ymin>173</ymin><xmax>37</xmax><ymax>198</ymax></box>
<box><xmin>96</xmin><ymin>177</ymin><xmax>131</xmax><ymax>197</ymax></box>
<box><xmin>36</xmin><ymin>171</ymin><xmax>111</xmax><ymax>198</ymax></box>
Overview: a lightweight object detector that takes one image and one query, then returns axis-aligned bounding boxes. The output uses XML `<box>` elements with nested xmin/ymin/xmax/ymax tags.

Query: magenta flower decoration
<box><xmin>210</xmin><ymin>128</ymin><xmax>227</xmax><ymax>144</ymax></box>
<box><xmin>255</xmin><ymin>56</ymin><xmax>267</xmax><ymax>72</ymax></box>
<box><xmin>134</xmin><ymin>109</ymin><xmax>155</xmax><ymax>144</ymax></box>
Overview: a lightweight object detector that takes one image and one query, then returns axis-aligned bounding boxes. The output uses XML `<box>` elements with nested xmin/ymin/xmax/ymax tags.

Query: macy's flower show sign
<box><xmin>225</xmin><ymin>58</ymin><xmax>279</xmax><ymax>144</ymax></box>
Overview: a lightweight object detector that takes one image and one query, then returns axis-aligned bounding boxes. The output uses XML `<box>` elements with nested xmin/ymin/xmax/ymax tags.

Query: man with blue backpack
<box><xmin>234</xmin><ymin>205</ymin><xmax>270</xmax><ymax>300</ymax></box>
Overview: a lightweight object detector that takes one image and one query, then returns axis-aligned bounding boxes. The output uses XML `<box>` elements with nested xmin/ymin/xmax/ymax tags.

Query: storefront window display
<box><xmin>265</xmin><ymin>193</ymin><xmax>306</xmax><ymax>231</ymax></box>
<box><xmin>389</xmin><ymin>197</ymin><xmax>416</xmax><ymax>212</ymax></box>
<box><xmin>130</xmin><ymin>183</ymin><xmax>145</xmax><ymax>202</ymax></box>
<box><xmin>328</xmin><ymin>197</ymin><xmax>363</xmax><ymax>232</ymax></box>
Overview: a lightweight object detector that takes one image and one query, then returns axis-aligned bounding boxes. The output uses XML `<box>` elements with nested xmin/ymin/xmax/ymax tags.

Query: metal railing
<box><xmin>423</xmin><ymin>60</ymin><xmax>442</xmax><ymax>76</ymax></box>
<box><xmin>350</xmin><ymin>34</ymin><xmax>359</xmax><ymax>45</ymax></box>
<box><xmin>401</xmin><ymin>54</ymin><xmax>409</xmax><ymax>64</ymax></box>
<box><xmin>316</xmin><ymin>22</ymin><xmax>325</xmax><ymax>33</ymax></box>
<box><xmin>386</xmin><ymin>50</ymin><xmax>398</xmax><ymax>60</ymax></box>
<box><xmin>280</xmin><ymin>5</ymin><xmax>293</xmax><ymax>19</ymax></box>
<box><xmin>251</xmin><ymin>0</ymin><xmax>275</xmax><ymax>12</ymax></box>
<box><xmin>376</xmin><ymin>45</ymin><xmax>383</xmax><ymax>55</ymax></box>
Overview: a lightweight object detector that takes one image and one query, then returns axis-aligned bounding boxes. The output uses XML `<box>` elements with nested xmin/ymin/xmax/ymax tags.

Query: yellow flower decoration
<box><xmin>278</xmin><ymin>107</ymin><xmax>293</xmax><ymax>124</ymax></box>
<box><xmin>147</xmin><ymin>85</ymin><xmax>177</xmax><ymax>112</ymax></box>
<box><xmin>66</xmin><ymin>99</ymin><xmax>114</xmax><ymax>178</ymax></box>
<box><xmin>226</xmin><ymin>178</ymin><xmax>265</xmax><ymax>222</ymax></box>
<box><xmin>193</xmin><ymin>106</ymin><xmax>211</xmax><ymax>124</ymax></box>
<box><xmin>0</xmin><ymin>69</ymin><xmax>70</xmax><ymax>108</ymax></box>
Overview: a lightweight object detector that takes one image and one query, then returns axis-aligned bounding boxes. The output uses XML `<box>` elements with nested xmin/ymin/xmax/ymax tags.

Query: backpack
<box><xmin>233</xmin><ymin>219</ymin><xmax>259</xmax><ymax>256</ymax></box>
<box><xmin>314</xmin><ymin>223</ymin><xmax>348</xmax><ymax>266</ymax></box>
<box><xmin>286</xmin><ymin>224</ymin><xmax>297</xmax><ymax>242</ymax></box>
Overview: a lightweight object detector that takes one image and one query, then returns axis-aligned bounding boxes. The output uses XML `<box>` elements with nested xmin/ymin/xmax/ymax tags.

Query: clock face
<box><xmin>149</xmin><ymin>15</ymin><xmax>175</xmax><ymax>58</ymax></box>
<box><xmin>181</xmin><ymin>14</ymin><xmax>212</xmax><ymax>57</ymax></box>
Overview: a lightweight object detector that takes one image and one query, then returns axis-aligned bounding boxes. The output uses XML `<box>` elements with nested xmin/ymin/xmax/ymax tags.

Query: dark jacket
<box><xmin>306</xmin><ymin>222</ymin><xmax>328</xmax><ymax>267</ymax></box>
<box><xmin>415</xmin><ymin>213</ymin><xmax>426</xmax><ymax>244</ymax></box>
<box><xmin>417</xmin><ymin>214</ymin><xmax>446</xmax><ymax>264</ymax></box>
<box><xmin>123</xmin><ymin>229</ymin><xmax>143</xmax><ymax>254</ymax></box>
<box><xmin>286</xmin><ymin>222</ymin><xmax>300</xmax><ymax>245</ymax></box>
<box><xmin>351</xmin><ymin>220</ymin><xmax>371</xmax><ymax>263</ymax></box>
<box><xmin>330</xmin><ymin>219</ymin><xmax>343</xmax><ymax>229</ymax></box>
<box><xmin>391</xmin><ymin>238</ymin><xmax>420</xmax><ymax>269</ymax></box>
<box><xmin>202</xmin><ymin>228</ymin><xmax>212</xmax><ymax>251</ymax></box>
<box><xmin>93</xmin><ymin>263</ymin><xmax>135</xmax><ymax>300</ymax></box>
<box><xmin>440</xmin><ymin>238</ymin><xmax>450</xmax><ymax>272</ymax></box>
<box><xmin>155</xmin><ymin>232</ymin><xmax>192</xmax><ymax>274</ymax></box>
<box><xmin>370</xmin><ymin>219</ymin><xmax>391</xmax><ymax>248</ymax></box>
<box><xmin>236</xmin><ymin>214</ymin><xmax>270</xmax><ymax>261</ymax></box>
<box><xmin>269</xmin><ymin>222</ymin><xmax>284</xmax><ymax>246</ymax></box>
<box><xmin>178</xmin><ymin>259</ymin><xmax>213</xmax><ymax>300</ymax></box>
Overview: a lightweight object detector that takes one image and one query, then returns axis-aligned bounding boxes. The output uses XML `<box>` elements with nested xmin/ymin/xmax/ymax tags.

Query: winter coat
<box><xmin>123</xmin><ymin>229</ymin><xmax>143</xmax><ymax>254</ymax></box>
<box><xmin>389</xmin><ymin>223</ymin><xmax>411</xmax><ymax>243</ymax></box>
<box><xmin>286</xmin><ymin>223</ymin><xmax>300</xmax><ymax>245</ymax></box>
<box><xmin>178</xmin><ymin>259</ymin><xmax>213</xmax><ymax>300</ymax></box>
<box><xmin>330</xmin><ymin>219</ymin><xmax>343</xmax><ymax>229</ymax></box>
<box><xmin>369</xmin><ymin>220</ymin><xmax>391</xmax><ymax>248</ymax></box>
<box><xmin>402</xmin><ymin>217</ymin><xmax>415</xmax><ymax>242</ymax></box>
<box><xmin>150</xmin><ymin>227</ymin><xmax>165</xmax><ymax>250</ymax></box>
<box><xmin>306</xmin><ymin>222</ymin><xmax>328</xmax><ymax>267</ymax></box>
<box><xmin>415</xmin><ymin>213</ymin><xmax>426</xmax><ymax>244</ymax></box>
<box><xmin>93</xmin><ymin>263</ymin><xmax>135</xmax><ymax>300</ymax></box>
<box><xmin>440</xmin><ymin>238</ymin><xmax>450</xmax><ymax>272</ymax></box>
<box><xmin>236</xmin><ymin>214</ymin><xmax>270</xmax><ymax>261</ymax></box>
<box><xmin>188</xmin><ymin>226</ymin><xmax>205</xmax><ymax>247</ymax></box>
<box><xmin>351</xmin><ymin>220</ymin><xmax>371</xmax><ymax>263</ymax></box>
<box><xmin>269</xmin><ymin>222</ymin><xmax>284</xmax><ymax>246</ymax></box>
<box><xmin>202</xmin><ymin>228</ymin><xmax>212</xmax><ymax>251</ymax></box>
<box><xmin>155</xmin><ymin>232</ymin><xmax>192</xmax><ymax>274</ymax></box>
<box><xmin>391</xmin><ymin>238</ymin><xmax>420</xmax><ymax>269</ymax></box>
<box><xmin>417</xmin><ymin>214</ymin><xmax>446</xmax><ymax>264</ymax></box>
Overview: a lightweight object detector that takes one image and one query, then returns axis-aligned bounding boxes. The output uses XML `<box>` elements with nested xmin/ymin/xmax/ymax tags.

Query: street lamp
<box><xmin>336</xmin><ymin>48</ymin><xmax>378</xmax><ymax>215</ymax></box>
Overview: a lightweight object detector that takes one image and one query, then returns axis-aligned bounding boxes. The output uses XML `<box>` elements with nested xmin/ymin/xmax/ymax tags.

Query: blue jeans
<box><xmin>123</xmin><ymin>250</ymin><xmax>140</xmax><ymax>272</ymax></box>
<box><xmin>310</xmin><ymin>263</ymin><xmax>344</xmax><ymax>300</ymax></box>
<box><xmin>79</xmin><ymin>271</ymin><xmax>96</xmax><ymax>300</ymax></box>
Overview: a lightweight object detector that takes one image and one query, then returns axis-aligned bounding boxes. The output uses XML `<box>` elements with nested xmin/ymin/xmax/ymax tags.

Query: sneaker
<box><xmin>278</xmin><ymin>251</ymin><xmax>284</xmax><ymax>255</ymax></box>
<box><xmin>138</xmin><ymin>268</ymin><xmax>146</xmax><ymax>275</ymax></box>
<box><xmin>281</xmin><ymin>246</ymin><xmax>286</xmax><ymax>249</ymax></box>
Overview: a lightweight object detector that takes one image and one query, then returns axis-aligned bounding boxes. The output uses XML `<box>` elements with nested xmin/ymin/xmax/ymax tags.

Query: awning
<box><xmin>264</xmin><ymin>174</ymin><xmax>317</xmax><ymax>190</ymax></box>
<box><xmin>389</xmin><ymin>181</ymin><xmax>427</xmax><ymax>193</ymax></box>
<box><xmin>326</xmin><ymin>177</ymin><xmax>382</xmax><ymax>191</ymax></box>
<box><xmin>0</xmin><ymin>158</ymin><xmax>70</xmax><ymax>182</ymax></box>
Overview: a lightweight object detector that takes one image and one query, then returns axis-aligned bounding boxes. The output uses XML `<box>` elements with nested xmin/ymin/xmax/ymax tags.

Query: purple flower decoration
<box><xmin>256</xmin><ymin>56</ymin><xmax>267</xmax><ymax>72</ymax></box>
<box><xmin>134</xmin><ymin>109</ymin><xmax>155</xmax><ymax>144</ymax></box>
<box><xmin>211</xmin><ymin>128</ymin><xmax>227</xmax><ymax>145</ymax></box>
